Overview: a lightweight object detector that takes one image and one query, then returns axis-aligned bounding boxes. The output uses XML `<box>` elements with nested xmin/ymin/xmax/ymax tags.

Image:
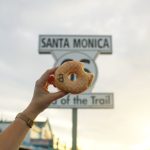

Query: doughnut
<box><xmin>54</xmin><ymin>60</ymin><xmax>94</xmax><ymax>94</ymax></box>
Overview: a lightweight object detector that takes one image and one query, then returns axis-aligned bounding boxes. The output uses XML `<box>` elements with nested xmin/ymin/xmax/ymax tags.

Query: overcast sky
<box><xmin>0</xmin><ymin>0</ymin><xmax>150</xmax><ymax>149</ymax></box>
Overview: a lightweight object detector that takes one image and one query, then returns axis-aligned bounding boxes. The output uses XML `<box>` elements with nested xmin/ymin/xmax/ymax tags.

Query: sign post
<box><xmin>72</xmin><ymin>108</ymin><xmax>77</xmax><ymax>150</ymax></box>
<box><xmin>38</xmin><ymin>34</ymin><xmax>113</xmax><ymax>150</ymax></box>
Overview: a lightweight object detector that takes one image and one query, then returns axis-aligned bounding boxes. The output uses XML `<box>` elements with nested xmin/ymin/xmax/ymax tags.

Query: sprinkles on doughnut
<box><xmin>54</xmin><ymin>60</ymin><xmax>94</xmax><ymax>94</ymax></box>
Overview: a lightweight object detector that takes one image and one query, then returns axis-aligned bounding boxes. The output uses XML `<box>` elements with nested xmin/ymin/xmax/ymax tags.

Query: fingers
<box><xmin>47</xmin><ymin>75</ymin><xmax>55</xmax><ymax>84</ymax></box>
<box><xmin>37</xmin><ymin>67</ymin><xmax>57</xmax><ymax>86</ymax></box>
<box><xmin>43</xmin><ymin>82</ymin><xmax>49</xmax><ymax>90</ymax></box>
<box><xmin>49</xmin><ymin>91</ymin><xmax>68</xmax><ymax>102</ymax></box>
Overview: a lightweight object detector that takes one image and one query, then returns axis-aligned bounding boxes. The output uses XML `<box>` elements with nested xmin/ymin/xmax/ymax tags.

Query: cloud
<box><xmin>0</xmin><ymin>0</ymin><xmax>150</xmax><ymax>149</ymax></box>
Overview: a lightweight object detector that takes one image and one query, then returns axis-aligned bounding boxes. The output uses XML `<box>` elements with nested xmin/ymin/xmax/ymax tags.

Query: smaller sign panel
<box><xmin>49</xmin><ymin>93</ymin><xmax>114</xmax><ymax>109</ymax></box>
<box><xmin>39</xmin><ymin>35</ymin><xmax>112</xmax><ymax>54</ymax></box>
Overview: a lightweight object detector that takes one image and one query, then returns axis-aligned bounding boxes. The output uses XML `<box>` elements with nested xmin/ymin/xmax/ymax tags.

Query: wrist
<box><xmin>16</xmin><ymin>113</ymin><xmax>34</xmax><ymax>128</ymax></box>
<box><xmin>22</xmin><ymin>104</ymin><xmax>39</xmax><ymax>120</ymax></box>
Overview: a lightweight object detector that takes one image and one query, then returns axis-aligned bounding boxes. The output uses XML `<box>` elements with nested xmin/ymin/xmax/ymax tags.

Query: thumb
<box><xmin>48</xmin><ymin>91</ymin><xmax>68</xmax><ymax>102</ymax></box>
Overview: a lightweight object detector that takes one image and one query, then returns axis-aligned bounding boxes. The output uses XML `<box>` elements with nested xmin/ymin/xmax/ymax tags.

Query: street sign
<box><xmin>38</xmin><ymin>34</ymin><xmax>113</xmax><ymax>150</ymax></box>
<box><xmin>50</xmin><ymin>93</ymin><xmax>114</xmax><ymax>109</ymax></box>
<box><xmin>39</xmin><ymin>35</ymin><xmax>112</xmax><ymax>54</ymax></box>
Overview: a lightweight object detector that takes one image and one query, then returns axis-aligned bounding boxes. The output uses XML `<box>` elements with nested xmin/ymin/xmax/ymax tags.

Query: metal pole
<box><xmin>72</xmin><ymin>108</ymin><xmax>78</xmax><ymax>150</ymax></box>
<box><xmin>56</xmin><ymin>138</ymin><xmax>59</xmax><ymax>150</ymax></box>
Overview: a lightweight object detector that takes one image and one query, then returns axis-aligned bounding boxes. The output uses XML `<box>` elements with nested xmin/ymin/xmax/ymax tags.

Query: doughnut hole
<box><xmin>68</xmin><ymin>73</ymin><xmax>78</xmax><ymax>81</ymax></box>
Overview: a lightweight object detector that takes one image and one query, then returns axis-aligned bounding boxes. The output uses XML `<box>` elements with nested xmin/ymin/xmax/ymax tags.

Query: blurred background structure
<box><xmin>0</xmin><ymin>117</ymin><xmax>70</xmax><ymax>150</ymax></box>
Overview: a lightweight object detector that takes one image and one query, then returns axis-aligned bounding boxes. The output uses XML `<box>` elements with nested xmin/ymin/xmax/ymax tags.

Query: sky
<box><xmin>0</xmin><ymin>0</ymin><xmax>150</xmax><ymax>149</ymax></box>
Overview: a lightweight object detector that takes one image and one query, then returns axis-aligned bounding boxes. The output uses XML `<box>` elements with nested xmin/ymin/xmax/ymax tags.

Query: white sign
<box><xmin>49</xmin><ymin>93</ymin><xmax>114</xmax><ymax>109</ymax></box>
<box><xmin>39</xmin><ymin>35</ymin><xmax>112</xmax><ymax>54</ymax></box>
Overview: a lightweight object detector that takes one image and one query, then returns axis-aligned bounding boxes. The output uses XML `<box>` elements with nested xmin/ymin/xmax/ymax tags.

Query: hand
<box><xmin>23</xmin><ymin>68</ymin><xmax>68</xmax><ymax>119</ymax></box>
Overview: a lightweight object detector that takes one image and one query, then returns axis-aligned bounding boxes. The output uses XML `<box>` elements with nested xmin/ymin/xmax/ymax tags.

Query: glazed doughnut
<box><xmin>54</xmin><ymin>60</ymin><xmax>94</xmax><ymax>94</ymax></box>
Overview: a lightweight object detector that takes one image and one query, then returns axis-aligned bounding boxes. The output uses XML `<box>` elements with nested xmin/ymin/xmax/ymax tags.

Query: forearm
<box><xmin>0</xmin><ymin>118</ymin><xmax>29</xmax><ymax>150</ymax></box>
<box><xmin>0</xmin><ymin>105</ymin><xmax>39</xmax><ymax>150</ymax></box>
